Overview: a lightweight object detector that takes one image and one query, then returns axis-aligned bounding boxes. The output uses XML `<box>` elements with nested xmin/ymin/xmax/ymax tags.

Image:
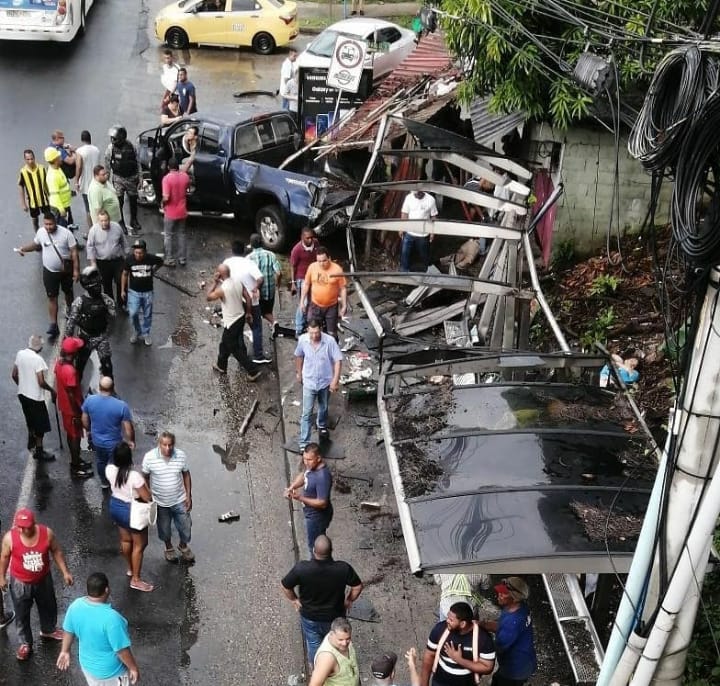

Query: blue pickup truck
<box><xmin>136</xmin><ymin>104</ymin><xmax>349</xmax><ymax>250</ymax></box>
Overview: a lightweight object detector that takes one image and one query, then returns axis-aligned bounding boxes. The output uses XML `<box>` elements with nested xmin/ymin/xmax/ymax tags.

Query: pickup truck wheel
<box><xmin>255</xmin><ymin>205</ymin><xmax>287</xmax><ymax>251</ymax></box>
<box><xmin>165</xmin><ymin>27</ymin><xmax>189</xmax><ymax>50</ymax></box>
<box><xmin>252</xmin><ymin>32</ymin><xmax>276</xmax><ymax>55</ymax></box>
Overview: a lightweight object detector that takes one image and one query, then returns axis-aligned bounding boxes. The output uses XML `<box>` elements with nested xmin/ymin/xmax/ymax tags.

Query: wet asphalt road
<box><xmin>0</xmin><ymin>3</ymin><xmax>311</xmax><ymax>683</ymax></box>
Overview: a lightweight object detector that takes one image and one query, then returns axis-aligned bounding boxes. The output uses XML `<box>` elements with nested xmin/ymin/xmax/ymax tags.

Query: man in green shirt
<box><xmin>87</xmin><ymin>165</ymin><xmax>122</xmax><ymax>227</ymax></box>
<box><xmin>44</xmin><ymin>147</ymin><xmax>75</xmax><ymax>228</ymax></box>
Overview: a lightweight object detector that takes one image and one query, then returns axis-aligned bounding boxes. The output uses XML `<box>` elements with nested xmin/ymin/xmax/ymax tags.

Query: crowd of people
<box><xmin>1</xmin><ymin>56</ymin><xmax>541</xmax><ymax>686</ymax></box>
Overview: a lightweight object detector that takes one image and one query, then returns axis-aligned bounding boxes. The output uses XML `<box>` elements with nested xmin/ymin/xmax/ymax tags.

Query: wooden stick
<box><xmin>239</xmin><ymin>399</ymin><xmax>259</xmax><ymax>437</ymax></box>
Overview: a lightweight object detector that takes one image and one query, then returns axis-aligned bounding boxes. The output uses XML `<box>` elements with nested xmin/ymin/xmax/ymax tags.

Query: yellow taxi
<box><xmin>155</xmin><ymin>0</ymin><xmax>298</xmax><ymax>54</ymax></box>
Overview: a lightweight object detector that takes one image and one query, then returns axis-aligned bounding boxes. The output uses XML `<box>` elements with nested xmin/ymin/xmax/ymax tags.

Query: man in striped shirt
<box><xmin>420</xmin><ymin>602</ymin><xmax>495</xmax><ymax>686</ymax></box>
<box><xmin>18</xmin><ymin>150</ymin><xmax>49</xmax><ymax>232</ymax></box>
<box><xmin>142</xmin><ymin>432</ymin><xmax>194</xmax><ymax>563</ymax></box>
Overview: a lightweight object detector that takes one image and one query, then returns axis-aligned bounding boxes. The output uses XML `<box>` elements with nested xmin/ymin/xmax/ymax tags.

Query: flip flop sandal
<box><xmin>218</xmin><ymin>511</ymin><xmax>240</xmax><ymax>522</ymax></box>
<box><xmin>130</xmin><ymin>579</ymin><xmax>154</xmax><ymax>592</ymax></box>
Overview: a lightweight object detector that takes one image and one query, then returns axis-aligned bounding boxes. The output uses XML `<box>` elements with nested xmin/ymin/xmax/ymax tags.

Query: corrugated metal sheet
<box><xmin>469</xmin><ymin>96</ymin><xmax>526</xmax><ymax>147</ymax></box>
<box><xmin>327</xmin><ymin>31</ymin><xmax>459</xmax><ymax>149</ymax></box>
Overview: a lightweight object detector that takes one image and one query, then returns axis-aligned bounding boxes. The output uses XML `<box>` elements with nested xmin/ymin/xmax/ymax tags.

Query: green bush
<box><xmin>589</xmin><ymin>274</ymin><xmax>622</xmax><ymax>297</ymax></box>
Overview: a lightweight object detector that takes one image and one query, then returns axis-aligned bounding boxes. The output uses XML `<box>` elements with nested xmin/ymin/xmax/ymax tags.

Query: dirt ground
<box><xmin>531</xmin><ymin>225</ymin><xmax>681</xmax><ymax>440</ymax></box>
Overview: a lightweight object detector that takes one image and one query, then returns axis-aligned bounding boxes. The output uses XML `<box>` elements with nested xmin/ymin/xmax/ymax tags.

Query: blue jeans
<box><xmin>156</xmin><ymin>501</ymin><xmax>192</xmax><ymax>546</ymax></box>
<box><xmin>400</xmin><ymin>233</ymin><xmax>430</xmax><ymax>271</ymax></box>
<box><xmin>305</xmin><ymin>508</ymin><xmax>333</xmax><ymax>555</ymax></box>
<box><xmin>251</xmin><ymin>303</ymin><xmax>263</xmax><ymax>358</ymax></box>
<box><xmin>295</xmin><ymin>278</ymin><xmax>306</xmax><ymax>335</ymax></box>
<box><xmin>94</xmin><ymin>444</ymin><xmax>116</xmax><ymax>487</ymax></box>
<box><xmin>127</xmin><ymin>289</ymin><xmax>153</xmax><ymax>337</ymax></box>
<box><xmin>300</xmin><ymin>385</ymin><xmax>329</xmax><ymax>448</ymax></box>
<box><xmin>299</xmin><ymin>615</ymin><xmax>332</xmax><ymax>665</ymax></box>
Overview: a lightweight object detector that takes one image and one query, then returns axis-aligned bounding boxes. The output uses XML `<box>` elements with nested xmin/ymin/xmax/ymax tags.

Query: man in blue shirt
<box><xmin>478</xmin><ymin>577</ymin><xmax>537</xmax><ymax>686</ymax></box>
<box><xmin>57</xmin><ymin>571</ymin><xmax>140</xmax><ymax>685</ymax></box>
<box><xmin>175</xmin><ymin>68</ymin><xmax>197</xmax><ymax>114</ymax></box>
<box><xmin>294</xmin><ymin>319</ymin><xmax>343</xmax><ymax>450</ymax></box>
<box><xmin>284</xmin><ymin>444</ymin><xmax>333</xmax><ymax>554</ymax></box>
<box><xmin>81</xmin><ymin>376</ymin><xmax>135</xmax><ymax>489</ymax></box>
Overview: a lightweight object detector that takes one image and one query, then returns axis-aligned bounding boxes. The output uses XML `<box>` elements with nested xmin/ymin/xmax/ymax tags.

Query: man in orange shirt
<box><xmin>301</xmin><ymin>247</ymin><xmax>347</xmax><ymax>339</ymax></box>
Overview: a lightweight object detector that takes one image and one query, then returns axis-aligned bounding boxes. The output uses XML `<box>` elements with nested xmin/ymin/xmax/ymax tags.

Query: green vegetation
<box><xmin>580</xmin><ymin>306</ymin><xmax>616</xmax><ymax>348</ymax></box>
<box><xmin>299</xmin><ymin>13</ymin><xmax>414</xmax><ymax>31</ymax></box>
<box><xmin>685</xmin><ymin>528</ymin><xmax>720</xmax><ymax>684</ymax></box>
<box><xmin>589</xmin><ymin>274</ymin><xmax>622</xmax><ymax>297</ymax></box>
<box><xmin>440</xmin><ymin>0</ymin><xmax>720</xmax><ymax>128</ymax></box>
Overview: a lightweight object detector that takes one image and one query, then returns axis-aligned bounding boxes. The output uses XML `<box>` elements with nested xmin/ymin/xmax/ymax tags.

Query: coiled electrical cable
<box><xmin>671</xmin><ymin>92</ymin><xmax>720</xmax><ymax>265</ymax></box>
<box><xmin>628</xmin><ymin>46</ymin><xmax>707</xmax><ymax>172</ymax></box>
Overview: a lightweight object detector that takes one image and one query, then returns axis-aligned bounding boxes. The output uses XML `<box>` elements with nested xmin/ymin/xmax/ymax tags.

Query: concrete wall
<box><xmin>527</xmin><ymin>122</ymin><xmax>672</xmax><ymax>256</ymax></box>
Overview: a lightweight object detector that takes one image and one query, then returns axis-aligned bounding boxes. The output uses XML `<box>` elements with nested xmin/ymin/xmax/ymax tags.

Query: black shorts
<box><xmin>29</xmin><ymin>205</ymin><xmax>50</xmax><ymax>219</ymax></box>
<box><xmin>260</xmin><ymin>295</ymin><xmax>275</xmax><ymax>316</ymax></box>
<box><xmin>19</xmin><ymin>395</ymin><xmax>51</xmax><ymax>435</ymax></box>
<box><xmin>43</xmin><ymin>267</ymin><xmax>74</xmax><ymax>299</ymax></box>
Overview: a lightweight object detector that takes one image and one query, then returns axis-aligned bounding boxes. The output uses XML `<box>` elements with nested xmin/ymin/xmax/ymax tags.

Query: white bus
<box><xmin>0</xmin><ymin>0</ymin><xmax>94</xmax><ymax>42</ymax></box>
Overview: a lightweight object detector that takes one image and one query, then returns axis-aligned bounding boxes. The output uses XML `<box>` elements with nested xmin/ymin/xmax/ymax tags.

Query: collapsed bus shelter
<box><xmin>332</xmin><ymin>113</ymin><xmax>659</xmax><ymax>684</ymax></box>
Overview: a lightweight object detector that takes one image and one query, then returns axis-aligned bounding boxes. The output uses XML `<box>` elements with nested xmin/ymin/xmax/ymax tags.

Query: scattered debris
<box><xmin>570</xmin><ymin>500</ymin><xmax>644</xmax><ymax>542</ymax></box>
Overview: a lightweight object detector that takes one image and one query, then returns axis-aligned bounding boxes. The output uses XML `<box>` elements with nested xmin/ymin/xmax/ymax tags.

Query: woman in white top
<box><xmin>106</xmin><ymin>442</ymin><xmax>154</xmax><ymax>592</ymax></box>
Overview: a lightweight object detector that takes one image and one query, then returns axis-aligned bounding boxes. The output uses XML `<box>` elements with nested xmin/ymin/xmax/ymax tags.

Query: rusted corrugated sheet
<box><xmin>469</xmin><ymin>96</ymin><xmax>525</xmax><ymax>147</ymax></box>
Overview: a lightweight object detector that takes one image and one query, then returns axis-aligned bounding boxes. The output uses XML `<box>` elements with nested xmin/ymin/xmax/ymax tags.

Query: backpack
<box><xmin>62</xmin><ymin>159</ymin><xmax>76</xmax><ymax>180</ymax></box>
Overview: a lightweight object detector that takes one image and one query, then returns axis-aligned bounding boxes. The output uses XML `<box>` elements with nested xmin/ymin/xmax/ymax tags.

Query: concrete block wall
<box><xmin>526</xmin><ymin>123</ymin><xmax>672</xmax><ymax>257</ymax></box>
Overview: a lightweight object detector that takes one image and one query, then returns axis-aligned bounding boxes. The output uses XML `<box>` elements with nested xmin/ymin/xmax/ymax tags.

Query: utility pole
<box><xmin>605</xmin><ymin>266</ymin><xmax>720</xmax><ymax>685</ymax></box>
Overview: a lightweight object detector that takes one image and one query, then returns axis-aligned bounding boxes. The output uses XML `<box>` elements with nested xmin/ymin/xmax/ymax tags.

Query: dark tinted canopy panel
<box><xmin>396</xmin><ymin>433</ymin><xmax>653</xmax><ymax>497</ymax></box>
<box><xmin>409</xmin><ymin>487</ymin><xmax>649</xmax><ymax>574</ymax></box>
<box><xmin>388</xmin><ymin>383</ymin><xmax>634</xmax><ymax>436</ymax></box>
<box><xmin>379</xmin><ymin>356</ymin><xmax>658</xmax><ymax>575</ymax></box>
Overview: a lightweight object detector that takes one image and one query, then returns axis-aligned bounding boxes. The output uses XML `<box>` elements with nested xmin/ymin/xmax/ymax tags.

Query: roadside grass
<box><xmin>299</xmin><ymin>13</ymin><xmax>414</xmax><ymax>30</ymax></box>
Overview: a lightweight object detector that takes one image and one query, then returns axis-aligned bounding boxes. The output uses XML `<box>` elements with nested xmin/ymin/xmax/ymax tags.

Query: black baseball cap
<box><xmin>132</xmin><ymin>239</ymin><xmax>147</xmax><ymax>249</ymax></box>
<box><xmin>371</xmin><ymin>652</ymin><xmax>397</xmax><ymax>679</ymax></box>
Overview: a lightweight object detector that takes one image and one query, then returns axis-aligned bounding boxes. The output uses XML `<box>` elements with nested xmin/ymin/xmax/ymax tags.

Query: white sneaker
<box><xmin>144</xmin><ymin>336</ymin><xmax>152</xmax><ymax>346</ymax></box>
<box><xmin>130</xmin><ymin>333</ymin><xmax>139</xmax><ymax>344</ymax></box>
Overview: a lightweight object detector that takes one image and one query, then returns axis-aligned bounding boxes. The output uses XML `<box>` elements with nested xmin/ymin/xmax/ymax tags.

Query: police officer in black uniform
<box><xmin>65</xmin><ymin>266</ymin><xmax>116</xmax><ymax>383</ymax></box>
<box><xmin>105</xmin><ymin>126</ymin><xmax>142</xmax><ymax>234</ymax></box>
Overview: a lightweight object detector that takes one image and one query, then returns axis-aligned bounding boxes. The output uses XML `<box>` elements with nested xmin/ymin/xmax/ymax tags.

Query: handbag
<box><xmin>129</xmin><ymin>498</ymin><xmax>157</xmax><ymax>530</ymax></box>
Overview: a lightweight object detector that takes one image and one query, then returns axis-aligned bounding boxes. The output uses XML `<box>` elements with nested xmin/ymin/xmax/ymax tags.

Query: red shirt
<box><xmin>161</xmin><ymin>170</ymin><xmax>190</xmax><ymax>220</ymax></box>
<box><xmin>289</xmin><ymin>239</ymin><xmax>318</xmax><ymax>281</ymax></box>
<box><xmin>54</xmin><ymin>359</ymin><xmax>82</xmax><ymax>416</ymax></box>
<box><xmin>10</xmin><ymin>525</ymin><xmax>51</xmax><ymax>583</ymax></box>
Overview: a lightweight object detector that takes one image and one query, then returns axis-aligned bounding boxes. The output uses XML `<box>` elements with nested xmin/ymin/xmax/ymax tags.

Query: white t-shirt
<box><xmin>161</xmin><ymin>63</ymin><xmax>180</xmax><ymax>93</ymax></box>
<box><xmin>14</xmin><ymin>348</ymin><xmax>48</xmax><ymax>401</ymax></box>
<box><xmin>223</xmin><ymin>256</ymin><xmax>262</xmax><ymax>305</ymax></box>
<box><xmin>401</xmin><ymin>192</ymin><xmax>438</xmax><ymax>237</ymax></box>
<box><xmin>105</xmin><ymin>465</ymin><xmax>146</xmax><ymax>503</ymax></box>
<box><xmin>76</xmin><ymin>144</ymin><xmax>102</xmax><ymax>194</ymax></box>
<box><xmin>33</xmin><ymin>226</ymin><xmax>77</xmax><ymax>272</ymax></box>
<box><xmin>220</xmin><ymin>278</ymin><xmax>246</xmax><ymax>329</ymax></box>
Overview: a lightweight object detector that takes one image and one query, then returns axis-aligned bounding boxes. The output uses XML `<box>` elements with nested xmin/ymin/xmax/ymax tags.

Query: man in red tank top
<box><xmin>0</xmin><ymin>508</ymin><xmax>74</xmax><ymax>661</ymax></box>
